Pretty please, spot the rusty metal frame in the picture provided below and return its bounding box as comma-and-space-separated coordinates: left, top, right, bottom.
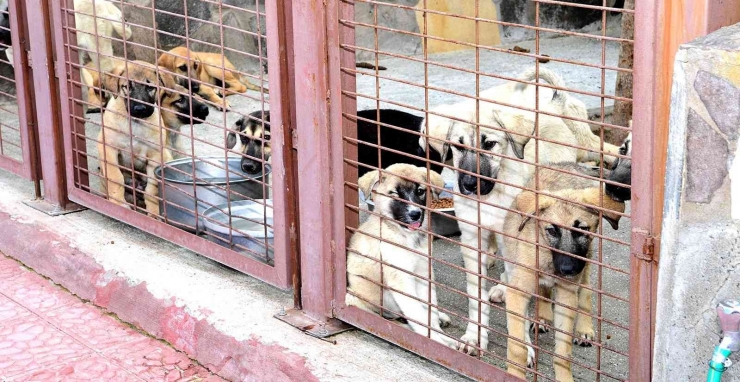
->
296, 0, 664, 381
48, 0, 294, 290
0, 0, 39, 181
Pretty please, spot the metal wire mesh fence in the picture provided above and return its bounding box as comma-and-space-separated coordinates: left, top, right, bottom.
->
51, 0, 292, 288
335, 1, 634, 380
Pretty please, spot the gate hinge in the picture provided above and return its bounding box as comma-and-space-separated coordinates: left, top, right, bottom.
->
635, 234, 657, 262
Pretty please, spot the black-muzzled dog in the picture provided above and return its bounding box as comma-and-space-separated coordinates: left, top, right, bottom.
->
356, 109, 450, 177
227, 110, 271, 175
605, 132, 631, 202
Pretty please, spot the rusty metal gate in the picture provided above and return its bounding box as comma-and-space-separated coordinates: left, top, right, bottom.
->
0, 0, 671, 380
0, 0, 39, 180
293, 0, 659, 381
47, 0, 296, 289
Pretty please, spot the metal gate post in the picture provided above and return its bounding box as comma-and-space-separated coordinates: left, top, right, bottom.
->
22, 0, 84, 215
631, 0, 720, 380
274, 0, 351, 337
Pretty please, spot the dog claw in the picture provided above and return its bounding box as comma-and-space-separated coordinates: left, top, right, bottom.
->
529, 319, 551, 334
488, 284, 506, 303
438, 312, 451, 328
457, 333, 487, 356
573, 333, 594, 347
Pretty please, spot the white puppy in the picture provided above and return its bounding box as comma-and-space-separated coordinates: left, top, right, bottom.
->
74, 0, 131, 73
346, 164, 456, 348
419, 67, 607, 355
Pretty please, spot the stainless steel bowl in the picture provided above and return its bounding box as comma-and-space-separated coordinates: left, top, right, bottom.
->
203, 200, 274, 264
359, 181, 460, 237
154, 157, 271, 233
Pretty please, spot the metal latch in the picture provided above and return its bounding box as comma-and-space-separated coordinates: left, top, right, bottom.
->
632, 230, 657, 263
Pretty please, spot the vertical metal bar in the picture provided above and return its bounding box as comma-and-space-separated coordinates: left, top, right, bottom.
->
334, 0, 357, 310
8, 0, 40, 182
26, 0, 69, 209
293, 0, 334, 319
265, 0, 300, 302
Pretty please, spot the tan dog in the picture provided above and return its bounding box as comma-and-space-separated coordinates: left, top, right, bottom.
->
158, 46, 266, 111
346, 164, 455, 348
98, 60, 176, 215
502, 164, 625, 381
74, 0, 131, 74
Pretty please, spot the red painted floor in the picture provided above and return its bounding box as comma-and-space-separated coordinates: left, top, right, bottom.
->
0, 254, 226, 382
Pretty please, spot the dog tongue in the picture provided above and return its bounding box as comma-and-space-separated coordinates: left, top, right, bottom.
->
409, 222, 421, 230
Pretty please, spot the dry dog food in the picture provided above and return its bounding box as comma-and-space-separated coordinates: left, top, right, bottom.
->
431, 198, 454, 210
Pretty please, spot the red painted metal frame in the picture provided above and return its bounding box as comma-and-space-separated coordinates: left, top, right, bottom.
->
0, 0, 39, 181
48, 0, 294, 290
299, 1, 663, 382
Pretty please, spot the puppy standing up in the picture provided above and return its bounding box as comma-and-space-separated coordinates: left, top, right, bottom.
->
98, 61, 176, 215
346, 164, 456, 348
116, 80, 210, 208
502, 164, 625, 381
420, 67, 602, 354
158, 47, 266, 111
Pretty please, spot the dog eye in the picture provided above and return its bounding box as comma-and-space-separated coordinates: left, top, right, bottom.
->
388, 191, 398, 197
619, 146, 628, 155
263, 133, 271, 141
146, 85, 156, 93
483, 141, 497, 150
545, 225, 559, 236
178, 64, 188, 71
415, 188, 426, 197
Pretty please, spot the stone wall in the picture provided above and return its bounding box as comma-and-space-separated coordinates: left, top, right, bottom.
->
654, 23, 740, 382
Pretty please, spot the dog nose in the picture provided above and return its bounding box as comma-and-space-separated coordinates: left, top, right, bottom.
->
241, 161, 258, 173
559, 263, 578, 276
197, 104, 209, 117
408, 209, 422, 222
461, 176, 478, 194
132, 104, 147, 115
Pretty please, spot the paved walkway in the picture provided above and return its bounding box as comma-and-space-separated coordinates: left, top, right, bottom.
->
0, 254, 226, 382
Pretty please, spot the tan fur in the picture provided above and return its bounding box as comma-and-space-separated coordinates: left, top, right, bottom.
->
97, 60, 176, 216
346, 164, 454, 348
501, 166, 625, 381
73, 0, 131, 74
158, 46, 266, 111
420, 67, 620, 166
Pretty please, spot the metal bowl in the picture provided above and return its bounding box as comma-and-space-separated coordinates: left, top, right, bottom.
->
154, 157, 271, 233
203, 200, 274, 264
360, 181, 460, 237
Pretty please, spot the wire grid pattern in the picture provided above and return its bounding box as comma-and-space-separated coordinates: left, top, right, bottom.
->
0, 2, 24, 165
57, 0, 277, 267
338, 1, 633, 381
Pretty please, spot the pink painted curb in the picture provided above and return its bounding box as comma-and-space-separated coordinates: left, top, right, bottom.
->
0, 210, 319, 382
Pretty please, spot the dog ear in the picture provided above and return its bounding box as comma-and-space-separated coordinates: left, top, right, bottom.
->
580, 187, 626, 230
157, 52, 174, 70
101, 63, 125, 95
505, 132, 526, 159
515, 191, 557, 232
227, 118, 244, 150
358, 170, 381, 201
157, 69, 177, 93
227, 132, 237, 150
421, 169, 445, 199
